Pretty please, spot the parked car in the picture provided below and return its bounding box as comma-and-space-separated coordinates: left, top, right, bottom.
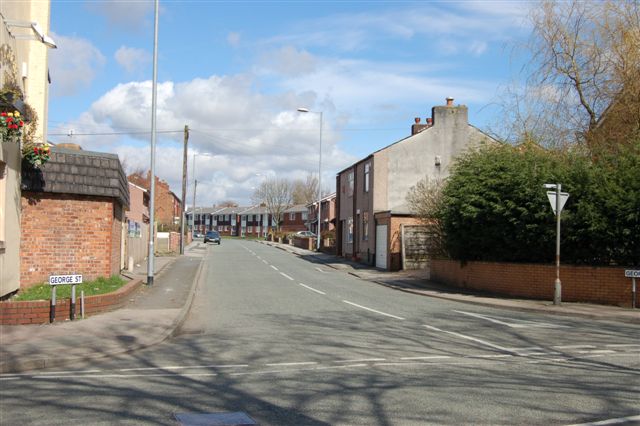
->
204, 230, 221, 244
295, 230, 316, 238
193, 232, 203, 238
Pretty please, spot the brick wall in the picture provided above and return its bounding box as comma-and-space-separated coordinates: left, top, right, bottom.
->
0, 278, 143, 325
128, 172, 181, 226
20, 192, 119, 287
431, 259, 639, 307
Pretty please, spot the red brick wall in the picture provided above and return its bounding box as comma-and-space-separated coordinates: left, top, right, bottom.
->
128, 172, 181, 226
20, 192, 119, 287
0, 278, 143, 325
431, 259, 639, 307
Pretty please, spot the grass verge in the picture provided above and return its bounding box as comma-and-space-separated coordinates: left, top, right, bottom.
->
12, 275, 128, 301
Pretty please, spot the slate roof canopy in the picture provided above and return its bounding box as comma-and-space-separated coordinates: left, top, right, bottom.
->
21, 147, 130, 207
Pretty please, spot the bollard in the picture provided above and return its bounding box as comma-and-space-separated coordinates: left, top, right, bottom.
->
81, 290, 85, 319
70, 284, 76, 320
50, 286, 56, 323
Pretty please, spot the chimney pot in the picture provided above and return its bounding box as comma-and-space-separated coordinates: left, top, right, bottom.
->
426, 117, 433, 125
414, 117, 421, 124
446, 97, 454, 107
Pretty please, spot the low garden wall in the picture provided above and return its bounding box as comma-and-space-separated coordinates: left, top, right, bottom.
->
0, 278, 143, 325
431, 259, 638, 308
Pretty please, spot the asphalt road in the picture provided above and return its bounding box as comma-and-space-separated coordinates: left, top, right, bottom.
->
1, 239, 638, 425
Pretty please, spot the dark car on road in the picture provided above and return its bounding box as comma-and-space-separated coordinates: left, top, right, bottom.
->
204, 230, 221, 244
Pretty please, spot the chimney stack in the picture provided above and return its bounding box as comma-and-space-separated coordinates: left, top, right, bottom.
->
446, 97, 454, 107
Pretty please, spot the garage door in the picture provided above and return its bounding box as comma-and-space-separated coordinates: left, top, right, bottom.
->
376, 225, 388, 269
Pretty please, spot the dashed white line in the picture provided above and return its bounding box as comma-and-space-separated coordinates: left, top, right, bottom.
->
270, 265, 279, 271
605, 344, 640, 348
315, 267, 327, 273
265, 362, 317, 367
262, 259, 268, 265
335, 358, 386, 363
118, 364, 248, 372
0, 377, 19, 381
342, 300, 405, 320
577, 350, 617, 354
566, 414, 640, 426
280, 272, 294, 281
299, 283, 325, 295
424, 325, 516, 354
553, 345, 597, 350
400, 356, 451, 360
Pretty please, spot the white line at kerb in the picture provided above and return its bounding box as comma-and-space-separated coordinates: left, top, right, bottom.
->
424, 325, 516, 355
270, 265, 278, 271
342, 300, 405, 320
299, 283, 325, 295
566, 414, 640, 426
280, 272, 294, 281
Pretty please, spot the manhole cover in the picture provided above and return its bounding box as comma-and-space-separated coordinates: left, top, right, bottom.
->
174, 412, 258, 426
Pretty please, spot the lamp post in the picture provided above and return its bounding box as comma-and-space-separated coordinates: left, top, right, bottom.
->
297, 108, 323, 251
544, 183, 570, 305
147, 0, 159, 286
191, 153, 215, 236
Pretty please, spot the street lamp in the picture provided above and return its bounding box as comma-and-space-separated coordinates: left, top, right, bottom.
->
190, 153, 215, 235
543, 183, 570, 305
147, 0, 159, 286
297, 107, 323, 251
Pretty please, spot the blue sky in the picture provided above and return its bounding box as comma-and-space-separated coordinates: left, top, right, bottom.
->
47, 0, 532, 207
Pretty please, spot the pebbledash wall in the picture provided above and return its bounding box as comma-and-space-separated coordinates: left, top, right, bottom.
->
431, 260, 638, 308
19, 146, 129, 288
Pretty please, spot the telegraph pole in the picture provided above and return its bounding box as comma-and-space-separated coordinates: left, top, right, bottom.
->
179, 125, 189, 254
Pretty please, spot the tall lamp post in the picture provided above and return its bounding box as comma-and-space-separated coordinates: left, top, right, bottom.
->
297, 108, 323, 251
147, 0, 159, 286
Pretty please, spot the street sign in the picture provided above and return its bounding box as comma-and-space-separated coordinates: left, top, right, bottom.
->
625, 270, 640, 278
546, 191, 570, 215
49, 274, 83, 285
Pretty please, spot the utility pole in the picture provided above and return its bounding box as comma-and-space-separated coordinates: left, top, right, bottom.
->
179, 125, 189, 254
146, 0, 159, 286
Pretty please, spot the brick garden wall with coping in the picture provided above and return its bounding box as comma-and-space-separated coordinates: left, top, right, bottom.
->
431, 259, 639, 308
0, 278, 143, 325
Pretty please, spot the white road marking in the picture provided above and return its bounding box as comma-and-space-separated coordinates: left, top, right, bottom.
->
118, 364, 248, 372
566, 414, 640, 426
454, 310, 567, 328
257, 256, 262, 260
265, 362, 317, 367
270, 265, 278, 271
605, 344, 640, 348
334, 358, 386, 363
342, 300, 405, 320
315, 267, 327, 273
468, 354, 513, 359
229, 364, 368, 377
299, 283, 325, 295
280, 272, 294, 281
0, 377, 19, 381
36, 373, 220, 379
424, 325, 517, 354
262, 260, 268, 265
577, 350, 617, 354
400, 356, 451, 360
553, 345, 597, 350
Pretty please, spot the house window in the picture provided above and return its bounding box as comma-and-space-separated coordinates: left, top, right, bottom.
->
347, 216, 353, 243
347, 171, 354, 197
364, 163, 370, 193
218, 225, 223, 231
248, 214, 253, 222
247, 226, 253, 233
363, 212, 369, 241
289, 212, 295, 221
302, 212, 308, 221
224, 214, 229, 221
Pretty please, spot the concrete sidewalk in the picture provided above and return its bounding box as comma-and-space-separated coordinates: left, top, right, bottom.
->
0, 242, 207, 374
259, 240, 640, 324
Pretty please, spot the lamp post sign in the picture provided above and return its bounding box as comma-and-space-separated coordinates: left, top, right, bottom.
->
544, 183, 569, 306
49, 274, 83, 323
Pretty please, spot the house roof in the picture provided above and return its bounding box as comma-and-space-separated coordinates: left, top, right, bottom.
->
284, 204, 308, 213
21, 146, 129, 207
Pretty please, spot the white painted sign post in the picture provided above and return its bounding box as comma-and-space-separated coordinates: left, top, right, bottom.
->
49, 274, 83, 323
625, 270, 639, 309
544, 184, 569, 306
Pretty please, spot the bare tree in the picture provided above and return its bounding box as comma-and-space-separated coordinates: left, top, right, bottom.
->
406, 177, 447, 257
291, 174, 319, 205
491, 0, 640, 148
252, 177, 292, 231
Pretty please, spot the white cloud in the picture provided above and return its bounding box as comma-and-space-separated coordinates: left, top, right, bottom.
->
227, 32, 241, 47
85, 0, 154, 31
259, 46, 317, 77
49, 75, 356, 206
115, 46, 151, 73
49, 34, 106, 97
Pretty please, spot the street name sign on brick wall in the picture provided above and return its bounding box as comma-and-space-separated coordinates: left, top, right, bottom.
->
49, 275, 83, 285
625, 270, 640, 278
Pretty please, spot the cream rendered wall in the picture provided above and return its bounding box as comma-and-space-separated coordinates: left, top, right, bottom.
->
0, 0, 51, 297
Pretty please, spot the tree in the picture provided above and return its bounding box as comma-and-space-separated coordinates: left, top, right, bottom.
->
251, 177, 292, 231
492, 0, 640, 149
406, 177, 447, 257
291, 174, 319, 205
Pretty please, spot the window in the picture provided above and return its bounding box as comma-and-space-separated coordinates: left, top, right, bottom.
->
224, 214, 229, 221
364, 163, 370, 192
347, 217, 353, 243
247, 226, 253, 233
347, 171, 354, 197
363, 212, 369, 241
248, 214, 253, 222
218, 225, 223, 231
289, 212, 295, 221
302, 212, 308, 221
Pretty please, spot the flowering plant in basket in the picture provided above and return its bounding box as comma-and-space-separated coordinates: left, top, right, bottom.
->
0, 111, 25, 139
23, 143, 51, 168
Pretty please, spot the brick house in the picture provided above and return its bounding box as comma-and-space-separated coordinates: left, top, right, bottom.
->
281, 204, 308, 233
336, 98, 496, 270
306, 193, 336, 237
128, 171, 182, 230
239, 205, 275, 238
20, 146, 129, 287
186, 205, 276, 238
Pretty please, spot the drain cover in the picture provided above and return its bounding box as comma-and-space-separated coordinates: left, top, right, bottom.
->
174, 412, 258, 426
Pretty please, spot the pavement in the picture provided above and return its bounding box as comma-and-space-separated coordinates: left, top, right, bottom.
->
1, 239, 637, 374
